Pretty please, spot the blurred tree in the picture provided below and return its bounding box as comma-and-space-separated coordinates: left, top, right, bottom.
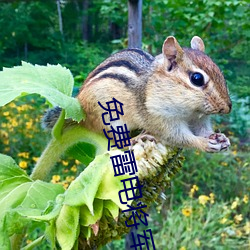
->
0, 0, 248, 97
128, 0, 142, 48
57, 0, 64, 36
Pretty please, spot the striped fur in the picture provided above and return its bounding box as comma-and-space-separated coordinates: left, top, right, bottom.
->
84, 49, 154, 88
76, 36, 232, 153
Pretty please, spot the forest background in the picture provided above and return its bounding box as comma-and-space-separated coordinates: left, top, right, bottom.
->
0, 0, 249, 249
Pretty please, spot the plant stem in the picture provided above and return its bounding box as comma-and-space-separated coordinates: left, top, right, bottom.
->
30, 126, 107, 181
10, 232, 25, 250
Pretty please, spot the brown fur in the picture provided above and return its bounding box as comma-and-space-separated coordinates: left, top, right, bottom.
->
77, 36, 231, 152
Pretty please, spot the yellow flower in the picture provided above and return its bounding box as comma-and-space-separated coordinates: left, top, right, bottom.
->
75, 159, 81, 165
17, 105, 30, 112
0, 130, 8, 138
26, 121, 33, 129
3, 138, 9, 145
232, 150, 237, 156
71, 165, 77, 172
4, 147, 10, 152
66, 176, 75, 182
221, 162, 228, 167
179, 247, 186, 250
3, 111, 9, 116
221, 232, 227, 238
194, 238, 201, 247
32, 157, 39, 162
11, 119, 18, 127
234, 214, 243, 224
244, 221, 250, 234
51, 175, 61, 183
182, 207, 192, 217
209, 193, 215, 204
9, 102, 16, 108
19, 161, 28, 169
236, 229, 242, 237
243, 195, 248, 204
62, 160, 69, 166
198, 195, 210, 206
18, 152, 30, 159
63, 182, 69, 189
231, 198, 240, 209
189, 184, 199, 197
220, 217, 228, 224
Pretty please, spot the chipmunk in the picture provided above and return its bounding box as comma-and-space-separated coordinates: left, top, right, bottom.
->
43, 36, 232, 153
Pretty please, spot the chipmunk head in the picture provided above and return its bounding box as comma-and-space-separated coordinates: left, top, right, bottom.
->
158, 36, 232, 115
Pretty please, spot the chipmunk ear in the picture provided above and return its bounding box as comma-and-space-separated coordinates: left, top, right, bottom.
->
191, 36, 205, 52
162, 36, 184, 63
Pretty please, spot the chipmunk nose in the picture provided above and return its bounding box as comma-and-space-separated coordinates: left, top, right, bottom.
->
219, 101, 232, 114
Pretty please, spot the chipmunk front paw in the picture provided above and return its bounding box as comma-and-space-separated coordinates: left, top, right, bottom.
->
131, 133, 156, 146
206, 133, 230, 152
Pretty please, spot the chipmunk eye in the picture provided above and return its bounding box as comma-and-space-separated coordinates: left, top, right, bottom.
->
190, 72, 204, 87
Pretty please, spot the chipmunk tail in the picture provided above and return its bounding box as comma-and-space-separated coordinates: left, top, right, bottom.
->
41, 106, 62, 130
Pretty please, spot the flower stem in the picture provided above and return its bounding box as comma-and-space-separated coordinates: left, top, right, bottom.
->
30, 126, 107, 181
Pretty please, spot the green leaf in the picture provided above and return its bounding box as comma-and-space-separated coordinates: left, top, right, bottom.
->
103, 200, 119, 219
56, 205, 80, 250
64, 152, 130, 215
26, 198, 63, 222
0, 182, 33, 218
20, 181, 64, 213
0, 62, 85, 122
45, 220, 56, 249
0, 154, 65, 245
79, 199, 103, 227
95, 153, 131, 210
80, 226, 92, 240
4, 212, 28, 238
0, 176, 31, 201
0, 154, 30, 181
0, 182, 33, 248
66, 142, 96, 165
0, 231, 10, 250
21, 235, 45, 250
0, 181, 65, 238
63, 153, 110, 213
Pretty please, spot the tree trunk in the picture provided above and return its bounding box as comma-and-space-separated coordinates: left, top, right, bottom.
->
56, 0, 63, 36
82, 0, 89, 41
128, 0, 142, 49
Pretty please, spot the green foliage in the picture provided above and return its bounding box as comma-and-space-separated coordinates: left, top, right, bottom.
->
0, 62, 84, 122
143, 0, 250, 99
0, 0, 249, 100
0, 63, 127, 249
0, 154, 64, 249
61, 42, 110, 86
153, 196, 249, 249
174, 146, 250, 203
